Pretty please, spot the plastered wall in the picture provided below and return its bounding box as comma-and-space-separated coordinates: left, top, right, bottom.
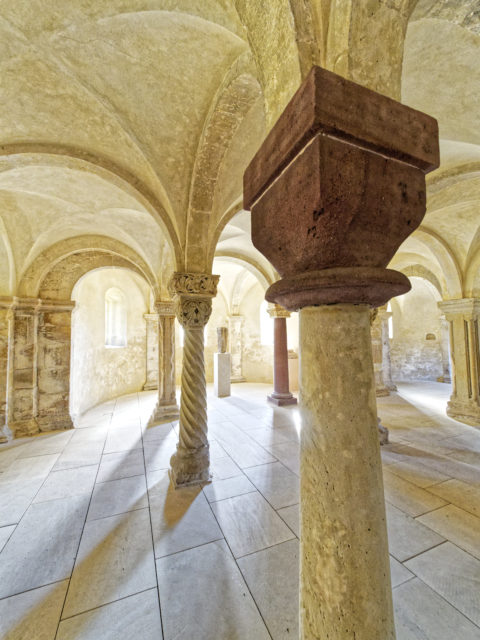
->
390, 277, 444, 382
70, 268, 150, 416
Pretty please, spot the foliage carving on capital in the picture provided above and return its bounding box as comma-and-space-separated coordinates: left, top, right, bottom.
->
177, 298, 212, 329
168, 272, 219, 298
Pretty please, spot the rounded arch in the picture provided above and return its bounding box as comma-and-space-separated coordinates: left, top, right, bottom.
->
0, 145, 183, 268
414, 227, 463, 298
207, 198, 244, 269
214, 253, 273, 291
18, 235, 160, 300
400, 264, 443, 298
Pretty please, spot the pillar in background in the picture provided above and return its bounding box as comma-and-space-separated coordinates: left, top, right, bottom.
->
168, 273, 219, 487
228, 315, 245, 382
148, 301, 179, 424
371, 306, 396, 396
244, 66, 439, 639
439, 317, 452, 383
143, 312, 159, 391
267, 304, 297, 406
0, 299, 13, 443
439, 298, 480, 426
37, 300, 75, 432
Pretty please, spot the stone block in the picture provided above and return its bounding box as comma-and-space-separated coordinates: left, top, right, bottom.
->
214, 353, 231, 398
13, 368, 35, 389
38, 368, 70, 394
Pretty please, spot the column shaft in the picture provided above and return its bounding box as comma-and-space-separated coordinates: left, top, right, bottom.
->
143, 313, 159, 391
268, 306, 296, 406
300, 305, 394, 639
0, 304, 13, 442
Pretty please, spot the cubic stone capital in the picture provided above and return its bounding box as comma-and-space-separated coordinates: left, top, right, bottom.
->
243, 66, 440, 311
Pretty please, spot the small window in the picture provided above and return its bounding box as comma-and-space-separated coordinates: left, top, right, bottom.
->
105, 287, 127, 347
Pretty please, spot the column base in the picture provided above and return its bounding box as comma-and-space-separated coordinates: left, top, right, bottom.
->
143, 382, 158, 391
447, 399, 480, 427
169, 445, 211, 488
267, 392, 297, 406
436, 376, 451, 384
231, 376, 246, 383
10, 418, 40, 438
148, 402, 180, 426
377, 418, 389, 445
375, 386, 390, 397
37, 414, 74, 432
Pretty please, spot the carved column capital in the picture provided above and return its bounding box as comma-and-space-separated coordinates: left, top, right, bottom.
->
168, 273, 219, 329
154, 300, 176, 318
438, 298, 480, 321
267, 303, 291, 319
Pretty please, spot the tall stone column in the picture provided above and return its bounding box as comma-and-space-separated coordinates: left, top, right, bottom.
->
267, 304, 297, 405
371, 305, 396, 396
9, 298, 41, 437
148, 301, 179, 424
438, 298, 480, 426
244, 66, 439, 639
0, 299, 14, 443
37, 300, 74, 432
168, 273, 219, 487
143, 313, 159, 391
228, 314, 245, 382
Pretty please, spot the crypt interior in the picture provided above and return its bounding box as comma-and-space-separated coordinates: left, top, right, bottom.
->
0, 1, 480, 639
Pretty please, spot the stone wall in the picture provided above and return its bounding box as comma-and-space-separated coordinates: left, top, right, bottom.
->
70, 268, 150, 417
390, 277, 444, 381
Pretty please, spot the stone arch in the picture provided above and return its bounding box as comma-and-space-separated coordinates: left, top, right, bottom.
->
400, 264, 443, 298
207, 198, 244, 270
18, 235, 160, 301
215, 252, 273, 292
415, 227, 463, 298
0, 145, 183, 269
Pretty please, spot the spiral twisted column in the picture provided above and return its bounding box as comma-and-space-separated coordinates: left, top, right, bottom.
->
168, 272, 219, 487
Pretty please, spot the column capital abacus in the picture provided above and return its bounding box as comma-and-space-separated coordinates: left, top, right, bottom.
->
438, 298, 480, 320
267, 303, 291, 319
154, 300, 176, 317
168, 273, 219, 329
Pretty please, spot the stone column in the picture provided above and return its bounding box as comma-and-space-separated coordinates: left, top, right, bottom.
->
371, 306, 396, 396
143, 313, 159, 391
9, 298, 41, 437
168, 273, 219, 487
36, 300, 75, 432
438, 298, 480, 426
228, 315, 246, 382
0, 298, 14, 443
267, 304, 297, 405
244, 66, 439, 639
148, 301, 179, 424
439, 317, 452, 383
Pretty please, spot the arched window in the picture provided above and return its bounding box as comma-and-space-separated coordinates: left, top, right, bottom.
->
387, 301, 394, 340
260, 300, 273, 346
105, 287, 127, 347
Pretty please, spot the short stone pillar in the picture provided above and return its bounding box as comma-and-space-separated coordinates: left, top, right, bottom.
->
244, 66, 439, 640
168, 273, 219, 487
438, 298, 480, 426
267, 304, 297, 406
143, 313, 159, 391
148, 301, 179, 425
228, 315, 245, 382
214, 327, 231, 398
37, 300, 75, 432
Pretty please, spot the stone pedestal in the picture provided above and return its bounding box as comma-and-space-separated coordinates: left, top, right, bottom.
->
214, 353, 231, 397
143, 313, 159, 391
148, 301, 179, 424
168, 273, 219, 487
439, 298, 480, 426
267, 304, 297, 406
244, 66, 439, 640
228, 315, 246, 382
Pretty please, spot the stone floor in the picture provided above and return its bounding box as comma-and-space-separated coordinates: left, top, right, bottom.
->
0, 382, 479, 639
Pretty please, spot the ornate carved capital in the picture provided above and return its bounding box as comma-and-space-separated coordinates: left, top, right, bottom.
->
168, 272, 219, 298
267, 303, 290, 319
155, 300, 176, 317
177, 298, 212, 329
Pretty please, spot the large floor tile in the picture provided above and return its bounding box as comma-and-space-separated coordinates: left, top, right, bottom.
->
427, 478, 480, 518
0, 476, 46, 526
220, 440, 276, 469
33, 464, 98, 503
0, 580, 69, 640
103, 426, 143, 454
88, 474, 148, 520
405, 542, 480, 626
386, 502, 444, 562
244, 461, 299, 509
150, 485, 222, 557
16, 431, 74, 458
383, 469, 447, 517
157, 540, 270, 640
0, 524, 15, 552
417, 504, 480, 560
53, 442, 104, 471
0, 495, 89, 599
238, 538, 299, 639
389, 556, 413, 588
277, 504, 299, 537
58, 588, 162, 640
143, 438, 177, 472
63, 508, 157, 618
203, 474, 256, 503
264, 442, 300, 476
211, 491, 295, 558
209, 455, 243, 480
387, 458, 450, 488
96, 449, 145, 483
